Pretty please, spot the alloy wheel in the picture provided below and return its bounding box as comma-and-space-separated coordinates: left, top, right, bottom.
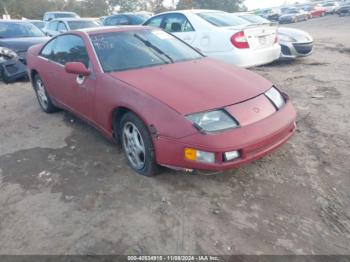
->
122, 122, 146, 170
36, 78, 48, 110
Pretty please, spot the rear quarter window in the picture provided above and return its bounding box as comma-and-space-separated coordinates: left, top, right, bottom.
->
144, 16, 164, 27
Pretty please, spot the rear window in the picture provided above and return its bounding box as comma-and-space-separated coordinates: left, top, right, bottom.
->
68, 20, 100, 30
239, 15, 270, 24
197, 12, 250, 27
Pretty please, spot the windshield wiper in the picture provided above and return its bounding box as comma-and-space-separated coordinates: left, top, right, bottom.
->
134, 33, 174, 64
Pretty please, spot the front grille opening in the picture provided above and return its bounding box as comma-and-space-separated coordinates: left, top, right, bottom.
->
281, 45, 292, 56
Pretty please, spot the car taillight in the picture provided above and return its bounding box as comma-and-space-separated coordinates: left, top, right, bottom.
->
231, 31, 250, 49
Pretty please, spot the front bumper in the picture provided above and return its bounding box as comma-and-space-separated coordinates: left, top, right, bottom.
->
209, 44, 281, 68
154, 100, 296, 171
280, 41, 313, 59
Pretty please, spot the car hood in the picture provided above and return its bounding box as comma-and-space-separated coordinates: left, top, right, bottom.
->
0, 37, 49, 52
109, 58, 272, 115
278, 27, 313, 42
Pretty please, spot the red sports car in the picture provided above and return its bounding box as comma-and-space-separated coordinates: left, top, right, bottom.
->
27, 26, 296, 176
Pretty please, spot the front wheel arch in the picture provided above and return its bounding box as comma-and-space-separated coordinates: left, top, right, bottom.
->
112, 107, 154, 143
30, 69, 39, 89
112, 107, 130, 141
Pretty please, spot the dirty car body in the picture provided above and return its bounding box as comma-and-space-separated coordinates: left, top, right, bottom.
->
27, 26, 296, 176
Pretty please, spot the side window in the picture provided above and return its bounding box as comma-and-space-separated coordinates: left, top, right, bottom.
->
48, 21, 58, 31
40, 39, 56, 59
163, 14, 194, 33
144, 15, 164, 28
52, 35, 90, 68
57, 22, 67, 32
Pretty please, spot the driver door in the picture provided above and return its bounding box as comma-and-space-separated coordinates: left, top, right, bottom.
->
50, 34, 96, 121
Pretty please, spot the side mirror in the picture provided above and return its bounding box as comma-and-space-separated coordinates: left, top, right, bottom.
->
65, 62, 90, 76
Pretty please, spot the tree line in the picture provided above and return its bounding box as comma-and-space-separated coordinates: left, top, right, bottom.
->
0, 0, 246, 20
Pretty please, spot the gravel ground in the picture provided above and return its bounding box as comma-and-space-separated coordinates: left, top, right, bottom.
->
0, 15, 349, 255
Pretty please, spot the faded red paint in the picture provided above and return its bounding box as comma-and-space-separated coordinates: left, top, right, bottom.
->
27, 27, 296, 171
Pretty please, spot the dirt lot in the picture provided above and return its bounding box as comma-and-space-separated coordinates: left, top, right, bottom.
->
0, 15, 350, 255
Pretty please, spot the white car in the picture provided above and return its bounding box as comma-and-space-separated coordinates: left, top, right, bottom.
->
43, 11, 80, 22
144, 10, 281, 68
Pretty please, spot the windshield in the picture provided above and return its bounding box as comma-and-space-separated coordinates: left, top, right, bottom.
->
68, 20, 100, 30
91, 29, 203, 72
0, 22, 45, 38
197, 12, 250, 27
238, 14, 270, 24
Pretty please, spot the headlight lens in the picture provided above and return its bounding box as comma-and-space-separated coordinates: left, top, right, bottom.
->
265, 87, 285, 110
278, 34, 296, 42
186, 110, 239, 132
0, 46, 18, 59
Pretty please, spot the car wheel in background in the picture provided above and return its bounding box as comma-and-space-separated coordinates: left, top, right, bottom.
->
120, 112, 160, 176
33, 74, 58, 113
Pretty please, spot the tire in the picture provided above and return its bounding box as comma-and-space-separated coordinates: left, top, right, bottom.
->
33, 74, 58, 113
119, 112, 160, 176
